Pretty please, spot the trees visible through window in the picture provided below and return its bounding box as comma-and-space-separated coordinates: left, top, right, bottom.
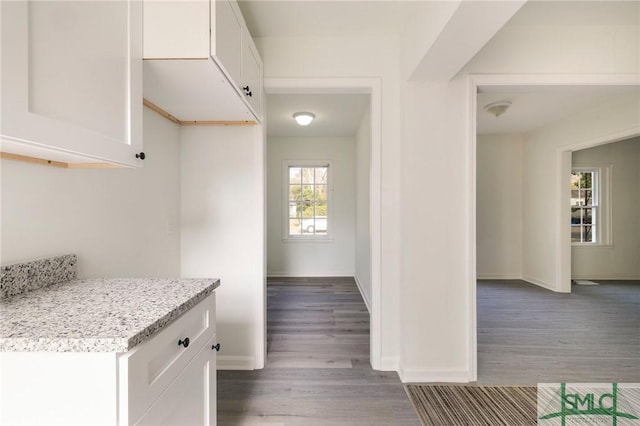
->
288, 165, 328, 236
571, 169, 597, 243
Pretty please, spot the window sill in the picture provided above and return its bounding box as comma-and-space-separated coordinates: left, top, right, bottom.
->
572, 243, 613, 248
282, 237, 334, 243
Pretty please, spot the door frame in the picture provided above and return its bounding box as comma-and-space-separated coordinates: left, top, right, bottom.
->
467, 73, 640, 381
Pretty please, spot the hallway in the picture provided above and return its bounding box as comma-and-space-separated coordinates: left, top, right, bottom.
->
217, 277, 419, 425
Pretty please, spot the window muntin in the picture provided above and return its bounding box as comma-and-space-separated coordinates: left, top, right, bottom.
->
287, 165, 329, 237
571, 169, 597, 243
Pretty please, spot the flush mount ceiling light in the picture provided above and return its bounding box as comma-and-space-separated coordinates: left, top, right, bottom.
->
293, 112, 315, 126
484, 100, 512, 117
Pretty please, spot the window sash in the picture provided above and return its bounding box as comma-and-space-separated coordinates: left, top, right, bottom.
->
285, 163, 330, 238
571, 169, 599, 244
571, 206, 596, 243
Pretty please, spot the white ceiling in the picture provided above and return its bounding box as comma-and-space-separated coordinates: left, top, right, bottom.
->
237, 1, 422, 38
239, 1, 639, 137
267, 93, 370, 137
476, 86, 639, 135
238, 1, 638, 39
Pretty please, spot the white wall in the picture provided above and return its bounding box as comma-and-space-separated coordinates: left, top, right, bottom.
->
476, 131, 640, 283
0, 108, 181, 278
476, 134, 524, 279
571, 136, 640, 279
256, 35, 402, 369
399, 1, 640, 382
180, 124, 264, 370
400, 78, 471, 382
522, 93, 640, 289
355, 108, 372, 310
266, 136, 355, 277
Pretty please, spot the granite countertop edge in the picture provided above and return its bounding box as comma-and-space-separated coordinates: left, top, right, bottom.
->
123, 284, 217, 352
0, 278, 220, 353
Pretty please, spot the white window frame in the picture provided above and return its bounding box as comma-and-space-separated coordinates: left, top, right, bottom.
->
282, 160, 333, 242
571, 165, 612, 247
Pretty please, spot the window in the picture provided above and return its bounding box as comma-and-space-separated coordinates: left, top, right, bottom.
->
285, 163, 330, 238
571, 169, 598, 243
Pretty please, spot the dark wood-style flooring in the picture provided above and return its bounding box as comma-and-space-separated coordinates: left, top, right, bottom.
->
217, 277, 639, 424
477, 279, 640, 385
217, 277, 420, 425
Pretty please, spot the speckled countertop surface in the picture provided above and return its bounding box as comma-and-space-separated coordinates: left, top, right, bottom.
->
0, 278, 220, 353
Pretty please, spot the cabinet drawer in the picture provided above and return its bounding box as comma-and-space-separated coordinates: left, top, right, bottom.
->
120, 293, 216, 424
135, 334, 217, 426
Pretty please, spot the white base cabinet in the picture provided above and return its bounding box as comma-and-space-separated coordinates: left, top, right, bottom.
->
0, 294, 218, 426
136, 335, 216, 426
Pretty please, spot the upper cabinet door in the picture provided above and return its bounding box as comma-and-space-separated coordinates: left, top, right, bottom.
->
0, 1, 143, 167
213, 0, 242, 86
241, 28, 263, 120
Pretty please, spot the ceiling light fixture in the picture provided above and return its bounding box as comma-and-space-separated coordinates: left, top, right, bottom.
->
484, 100, 512, 117
293, 112, 315, 126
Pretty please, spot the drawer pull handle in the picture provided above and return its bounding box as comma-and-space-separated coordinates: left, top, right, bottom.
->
178, 337, 190, 348
212, 343, 221, 352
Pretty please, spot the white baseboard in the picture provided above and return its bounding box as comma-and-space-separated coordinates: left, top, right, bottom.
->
267, 272, 355, 278
399, 366, 471, 384
353, 275, 371, 313
522, 274, 557, 291
476, 273, 522, 280
571, 275, 640, 281
379, 356, 399, 371
217, 356, 255, 371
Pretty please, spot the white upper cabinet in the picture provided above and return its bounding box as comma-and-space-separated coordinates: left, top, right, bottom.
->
214, 0, 243, 86
241, 25, 264, 120
143, 0, 263, 123
0, 1, 144, 167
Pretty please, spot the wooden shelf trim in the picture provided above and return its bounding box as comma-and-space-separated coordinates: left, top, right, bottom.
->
143, 98, 180, 124
2, 96, 258, 169
0, 152, 122, 169
143, 98, 257, 126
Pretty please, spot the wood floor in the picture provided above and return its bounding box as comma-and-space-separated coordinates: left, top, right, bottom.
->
217, 277, 639, 424
477, 279, 640, 385
217, 277, 420, 425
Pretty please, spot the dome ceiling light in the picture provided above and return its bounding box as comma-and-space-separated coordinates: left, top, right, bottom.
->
293, 112, 315, 126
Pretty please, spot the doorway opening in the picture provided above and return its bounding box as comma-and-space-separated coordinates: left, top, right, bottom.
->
263, 78, 383, 369
471, 74, 640, 383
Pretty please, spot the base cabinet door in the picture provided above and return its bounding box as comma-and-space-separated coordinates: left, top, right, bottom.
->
136, 335, 217, 426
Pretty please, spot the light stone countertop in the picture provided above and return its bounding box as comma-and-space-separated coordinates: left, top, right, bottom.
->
0, 278, 220, 353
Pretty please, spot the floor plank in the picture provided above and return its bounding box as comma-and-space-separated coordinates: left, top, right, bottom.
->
217, 277, 420, 425
477, 279, 640, 385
